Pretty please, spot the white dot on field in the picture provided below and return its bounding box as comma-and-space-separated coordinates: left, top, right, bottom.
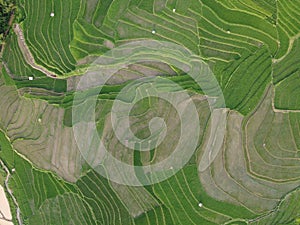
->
38, 118, 42, 123
152, 30, 156, 34
28, 76, 33, 81
198, 203, 203, 207
50, 12, 54, 17
173, 8, 176, 12
227, 30, 231, 34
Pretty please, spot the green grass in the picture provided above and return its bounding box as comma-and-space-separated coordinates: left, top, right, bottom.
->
214, 46, 272, 115
273, 38, 300, 110
0, 168, 5, 185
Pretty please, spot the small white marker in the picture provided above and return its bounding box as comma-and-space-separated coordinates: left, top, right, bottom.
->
263, 143, 266, 147
50, 12, 54, 17
198, 202, 203, 207
28, 76, 33, 81
170, 166, 173, 170
227, 30, 231, 34
152, 30, 156, 34
38, 118, 42, 123
12, 168, 16, 173
173, 8, 176, 12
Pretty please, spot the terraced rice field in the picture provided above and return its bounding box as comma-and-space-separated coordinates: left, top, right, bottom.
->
1, 0, 300, 224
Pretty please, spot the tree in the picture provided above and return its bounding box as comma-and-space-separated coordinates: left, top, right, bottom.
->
0, 0, 16, 43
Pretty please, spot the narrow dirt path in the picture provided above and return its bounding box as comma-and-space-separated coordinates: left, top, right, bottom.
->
272, 33, 300, 64
0, 159, 22, 225
13, 24, 58, 79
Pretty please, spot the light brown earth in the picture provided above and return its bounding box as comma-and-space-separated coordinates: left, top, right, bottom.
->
0, 185, 13, 225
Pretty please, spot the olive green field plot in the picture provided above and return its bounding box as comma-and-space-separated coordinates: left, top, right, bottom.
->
198, 86, 300, 222
2, 34, 67, 93
214, 46, 272, 115
275, 0, 300, 59
2, 33, 45, 79
273, 37, 300, 110
0, 73, 82, 182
